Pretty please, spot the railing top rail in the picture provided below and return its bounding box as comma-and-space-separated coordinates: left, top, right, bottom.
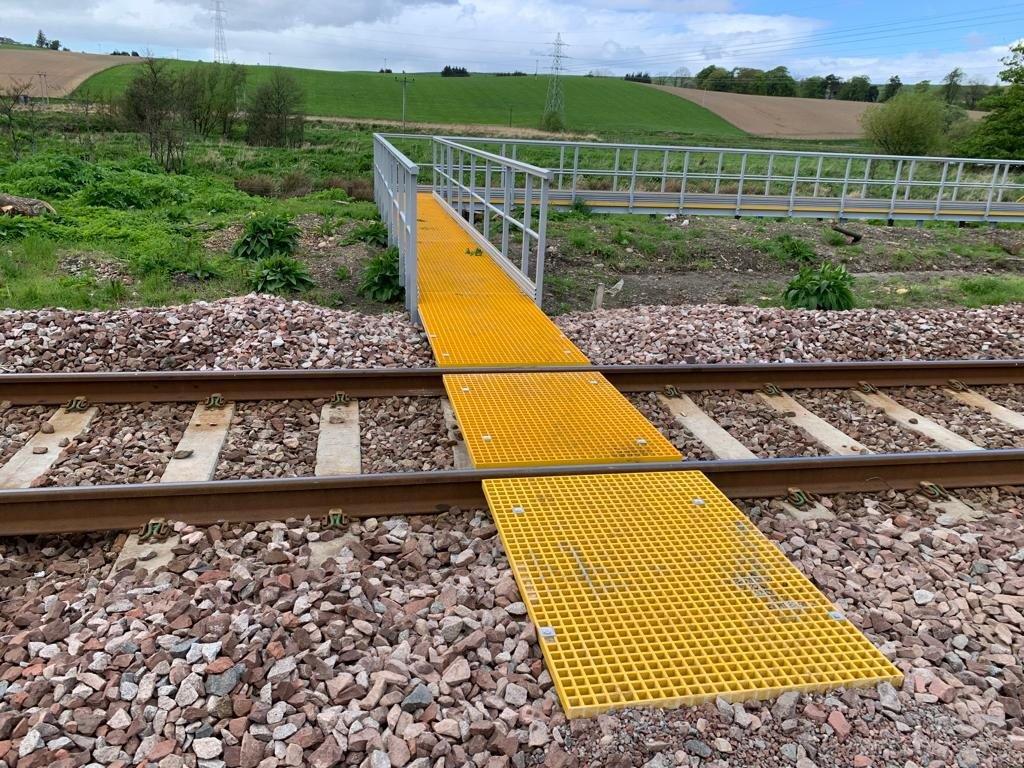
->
433, 137, 555, 180
373, 132, 421, 175
378, 132, 1020, 168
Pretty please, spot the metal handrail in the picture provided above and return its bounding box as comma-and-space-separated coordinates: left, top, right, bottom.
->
372, 133, 420, 323
431, 137, 553, 305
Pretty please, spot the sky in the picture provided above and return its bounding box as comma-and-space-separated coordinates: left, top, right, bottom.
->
5, 0, 1023, 83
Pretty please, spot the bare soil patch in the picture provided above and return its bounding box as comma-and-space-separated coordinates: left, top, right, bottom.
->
650, 85, 983, 139
0, 49, 134, 97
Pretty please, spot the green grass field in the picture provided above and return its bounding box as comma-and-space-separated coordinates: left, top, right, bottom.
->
76, 64, 744, 136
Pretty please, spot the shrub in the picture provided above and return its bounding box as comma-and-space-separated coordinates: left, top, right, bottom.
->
279, 170, 313, 198
249, 255, 314, 294
322, 177, 374, 201
235, 175, 277, 197
346, 220, 389, 248
231, 213, 300, 260
79, 170, 188, 210
358, 247, 403, 302
861, 92, 945, 155
783, 263, 855, 311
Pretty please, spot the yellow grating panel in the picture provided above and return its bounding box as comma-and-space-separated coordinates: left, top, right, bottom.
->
416, 193, 589, 368
421, 295, 589, 368
445, 372, 681, 467
484, 472, 903, 718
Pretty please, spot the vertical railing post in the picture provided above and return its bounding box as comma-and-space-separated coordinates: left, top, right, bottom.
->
535, 177, 550, 308
501, 168, 512, 261
952, 162, 964, 202
735, 153, 747, 216
612, 148, 621, 192
888, 160, 903, 220
812, 156, 823, 198
468, 154, 476, 225
904, 159, 916, 201
628, 149, 639, 213
679, 152, 690, 212
984, 164, 1000, 221
789, 156, 801, 216
660, 150, 670, 194
839, 157, 852, 219
521, 174, 533, 272
483, 162, 493, 243
714, 151, 724, 195
935, 162, 949, 217
764, 154, 774, 196
571, 146, 580, 199
558, 145, 566, 190
861, 159, 871, 199
406, 168, 419, 324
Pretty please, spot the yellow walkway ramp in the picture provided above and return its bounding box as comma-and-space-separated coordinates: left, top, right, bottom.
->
415, 191, 901, 718
417, 194, 589, 368
485, 472, 903, 718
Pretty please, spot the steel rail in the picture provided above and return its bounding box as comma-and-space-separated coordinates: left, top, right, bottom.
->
1, 449, 1021, 535
1, 359, 1023, 406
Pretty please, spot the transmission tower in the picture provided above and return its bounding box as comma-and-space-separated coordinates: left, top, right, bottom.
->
213, 0, 228, 64
541, 33, 565, 130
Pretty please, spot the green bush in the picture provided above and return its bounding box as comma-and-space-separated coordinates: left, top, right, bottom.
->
784, 262, 855, 310
358, 247, 403, 302
773, 234, 816, 263
2, 153, 98, 198
249, 255, 314, 294
346, 220, 389, 248
231, 213, 300, 260
861, 92, 946, 155
80, 171, 188, 210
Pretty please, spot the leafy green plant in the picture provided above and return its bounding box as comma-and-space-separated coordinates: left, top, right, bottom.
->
102, 278, 129, 302
334, 265, 351, 281
346, 220, 389, 248
249, 255, 315, 294
231, 213, 300, 260
358, 247, 403, 303
784, 263, 856, 310
770, 234, 817, 264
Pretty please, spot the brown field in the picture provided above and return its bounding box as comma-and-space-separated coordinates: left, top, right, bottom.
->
0, 48, 134, 97
651, 84, 982, 139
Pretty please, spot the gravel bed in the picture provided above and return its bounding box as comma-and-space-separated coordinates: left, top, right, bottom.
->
4, 299, 1024, 376
0, 489, 1021, 767
557, 304, 1024, 364
693, 391, 829, 458
360, 396, 455, 472
0, 405, 51, 465
794, 388, 941, 453
627, 393, 715, 461
0, 295, 432, 373
41, 403, 192, 486
975, 384, 1024, 413
214, 400, 320, 479
886, 386, 1023, 449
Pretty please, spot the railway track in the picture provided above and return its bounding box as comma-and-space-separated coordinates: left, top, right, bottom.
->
1, 358, 1023, 535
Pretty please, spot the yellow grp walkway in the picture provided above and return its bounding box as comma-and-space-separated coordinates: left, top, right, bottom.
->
416, 192, 901, 717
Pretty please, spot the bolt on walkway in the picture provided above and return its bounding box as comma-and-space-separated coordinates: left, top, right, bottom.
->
416, 192, 901, 716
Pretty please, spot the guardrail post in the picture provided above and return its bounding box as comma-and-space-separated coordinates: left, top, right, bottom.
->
628, 149, 639, 213
535, 178, 549, 307
571, 146, 580, 199
888, 160, 903, 221
789, 156, 801, 216
521, 174, 533, 272
406, 170, 419, 324
679, 152, 690, 212
839, 157, 852, 218
660, 150, 670, 194
935, 162, 949, 217
984, 164, 1000, 221
502, 168, 512, 259
735, 153, 747, 216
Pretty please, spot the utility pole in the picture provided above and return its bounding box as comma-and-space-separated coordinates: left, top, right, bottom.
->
396, 72, 414, 127
36, 73, 49, 105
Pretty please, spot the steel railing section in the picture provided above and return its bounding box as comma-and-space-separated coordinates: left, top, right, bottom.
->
430, 137, 555, 305
381, 133, 1024, 224
372, 133, 420, 322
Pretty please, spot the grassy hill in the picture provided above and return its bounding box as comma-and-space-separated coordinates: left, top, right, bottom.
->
76, 64, 744, 136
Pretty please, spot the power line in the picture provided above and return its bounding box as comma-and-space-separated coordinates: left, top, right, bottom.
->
213, 0, 228, 64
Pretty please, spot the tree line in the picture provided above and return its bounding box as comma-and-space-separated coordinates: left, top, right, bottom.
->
653, 65, 998, 108
862, 43, 1024, 158
117, 59, 305, 171
441, 66, 470, 78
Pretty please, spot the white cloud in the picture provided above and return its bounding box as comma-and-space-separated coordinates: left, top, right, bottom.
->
3, 0, 1016, 83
